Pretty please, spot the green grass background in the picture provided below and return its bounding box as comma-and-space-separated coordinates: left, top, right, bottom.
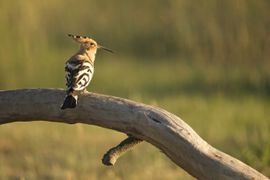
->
0, 0, 269, 179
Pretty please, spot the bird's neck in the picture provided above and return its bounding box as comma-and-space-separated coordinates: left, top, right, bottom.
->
77, 49, 96, 63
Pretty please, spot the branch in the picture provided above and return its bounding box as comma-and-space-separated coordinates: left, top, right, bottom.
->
0, 89, 268, 180
102, 136, 143, 166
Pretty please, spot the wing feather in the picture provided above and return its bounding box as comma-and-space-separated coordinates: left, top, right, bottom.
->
65, 59, 94, 93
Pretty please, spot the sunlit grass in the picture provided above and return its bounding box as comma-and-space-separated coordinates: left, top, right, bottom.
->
0, 58, 269, 178
0, 94, 269, 178
0, 123, 193, 179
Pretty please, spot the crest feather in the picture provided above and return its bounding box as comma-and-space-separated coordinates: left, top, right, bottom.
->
68, 34, 90, 43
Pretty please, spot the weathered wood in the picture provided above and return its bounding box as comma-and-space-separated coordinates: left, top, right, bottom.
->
0, 89, 268, 180
102, 136, 143, 166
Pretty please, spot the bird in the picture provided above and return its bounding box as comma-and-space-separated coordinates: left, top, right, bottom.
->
61, 34, 113, 110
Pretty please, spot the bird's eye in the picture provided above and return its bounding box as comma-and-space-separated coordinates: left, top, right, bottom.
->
90, 42, 95, 46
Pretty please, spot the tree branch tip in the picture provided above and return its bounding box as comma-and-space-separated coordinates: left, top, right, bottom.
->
102, 151, 117, 166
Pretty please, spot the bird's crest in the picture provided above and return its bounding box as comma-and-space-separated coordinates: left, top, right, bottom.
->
68, 33, 114, 53
68, 34, 95, 44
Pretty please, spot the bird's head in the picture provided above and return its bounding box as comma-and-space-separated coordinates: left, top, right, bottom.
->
68, 34, 113, 55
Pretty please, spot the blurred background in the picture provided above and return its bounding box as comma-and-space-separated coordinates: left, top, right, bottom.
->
0, 0, 269, 179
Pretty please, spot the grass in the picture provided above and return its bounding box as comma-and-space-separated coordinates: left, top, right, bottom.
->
0, 58, 269, 179
0, 123, 192, 179
0, 96, 268, 179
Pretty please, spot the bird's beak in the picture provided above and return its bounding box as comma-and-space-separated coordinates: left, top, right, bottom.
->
98, 45, 114, 53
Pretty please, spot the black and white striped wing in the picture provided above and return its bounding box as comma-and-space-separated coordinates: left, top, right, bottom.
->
65, 60, 94, 92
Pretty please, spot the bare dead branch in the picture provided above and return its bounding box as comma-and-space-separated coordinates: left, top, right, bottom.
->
102, 136, 143, 166
0, 89, 268, 180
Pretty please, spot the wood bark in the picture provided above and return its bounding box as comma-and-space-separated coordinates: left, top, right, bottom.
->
0, 89, 268, 180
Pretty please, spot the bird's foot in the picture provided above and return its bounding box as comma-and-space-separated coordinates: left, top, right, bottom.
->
82, 89, 89, 94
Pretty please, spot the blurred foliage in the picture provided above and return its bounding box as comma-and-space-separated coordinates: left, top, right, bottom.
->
0, 0, 270, 59
0, 0, 269, 179
0, 0, 269, 93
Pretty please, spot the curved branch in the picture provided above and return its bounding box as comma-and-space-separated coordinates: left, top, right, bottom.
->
0, 89, 268, 180
102, 136, 143, 166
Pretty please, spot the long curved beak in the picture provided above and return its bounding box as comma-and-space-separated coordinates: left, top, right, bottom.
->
98, 45, 114, 53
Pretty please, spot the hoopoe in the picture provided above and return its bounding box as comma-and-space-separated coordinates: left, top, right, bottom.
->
61, 34, 113, 110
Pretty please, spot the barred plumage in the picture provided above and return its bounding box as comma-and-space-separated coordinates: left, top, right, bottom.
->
61, 34, 113, 110
65, 60, 94, 92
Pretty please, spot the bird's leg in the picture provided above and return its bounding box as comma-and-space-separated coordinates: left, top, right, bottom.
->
82, 89, 89, 94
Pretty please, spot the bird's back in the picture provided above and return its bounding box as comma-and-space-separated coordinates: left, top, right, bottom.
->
65, 55, 94, 93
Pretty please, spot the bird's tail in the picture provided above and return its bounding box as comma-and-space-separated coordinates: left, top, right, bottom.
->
61, 94, 78, 110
